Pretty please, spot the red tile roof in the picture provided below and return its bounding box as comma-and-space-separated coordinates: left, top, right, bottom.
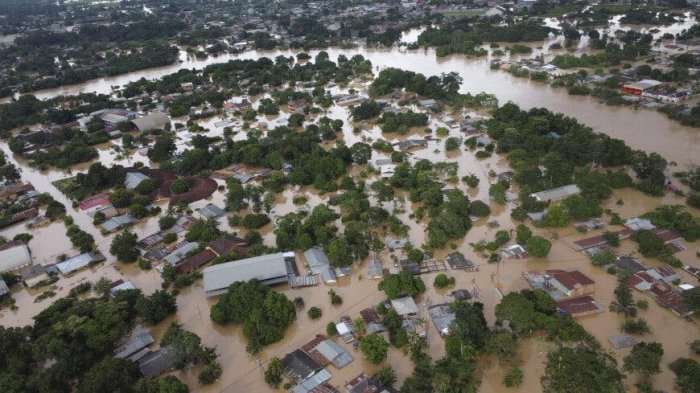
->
651, 228, 681, 243
556, 296, 601, 316
548, 270, 595, 290
175, 249, 216, 274
79, 194, 110, 210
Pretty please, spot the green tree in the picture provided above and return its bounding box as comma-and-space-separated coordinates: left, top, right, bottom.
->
308, 307, 322, 319
515, 224, 532, 244
326, 238, 353, 267
360, 334, 389, 365
610, 273, 637, 318
110, 230, 140, 262
149, 135, 176, 162
525, 236, 551, 258
378, 272, 426, 299
542, 347, 624, 393
135, 290, 177, 326
433, 274, 455, 289
503, 367, 524, 387
669, 358, 700, 393
486, 331, 518, 365
374, 367, 396, 388
264, 357, 284, 389
170, 179, 190, 194
623, 342, 663, 378
591, 249, 616, 267
77, 357, 141, 393
93, 277, 112, 298
350, 142, 372, 164
681, 287, 700, 314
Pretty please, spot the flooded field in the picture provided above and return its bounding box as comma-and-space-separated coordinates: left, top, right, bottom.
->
1, 22, 699, 393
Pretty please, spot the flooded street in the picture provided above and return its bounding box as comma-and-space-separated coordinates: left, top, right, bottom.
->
0, 27, 699, 393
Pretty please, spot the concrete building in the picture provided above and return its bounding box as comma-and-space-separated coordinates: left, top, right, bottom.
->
202, 252, 292, 297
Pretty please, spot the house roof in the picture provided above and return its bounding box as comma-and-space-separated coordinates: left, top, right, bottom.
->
530, 184, 581, 202
109, 279, 136, 295
137, 346, 175, 377
114, 331, 154, 359
446, 253, 474, 269
315, 340, 352, 369
548, 270, 595, 291
0, 280, 8, 297
56, 252, 106, 275
197, 204, 226, 219
163, 242, 199, 266
304, 246, 330, 269
100, 214, 136, 232
399, 260, 420, 275
21, 264, 47, 280
283, 349, 322, 383
292, 369, 332, 393
615, 256, 648, 274
391, 296, 418, 316
202, 252, 290, 297
124, 172, 151, 190
555, 296, 601, 316
625, 218, 655, 231
0, 241, 31, 273
131, 112, 170, 132
451, 289, 473, 301
428, 303, 456, 335
176, 249, 216, 274
366, 259, 384, 278
79, 193, 110, 210
208, 236, 246, 256
608, 334, 636, 349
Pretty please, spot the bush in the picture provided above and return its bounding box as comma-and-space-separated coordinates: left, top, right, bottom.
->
445, 137, 460, 151
242, 213, 271, 229
525, 236, 552, 258
591, 249, 616, 267
308, 307, 322, 319
433, 273, 455, 289
159, 215, 177, 230
163, 232, 177, 243
621, 318, 651, 335
170, 179, 190, 194
503, 367, 524, 387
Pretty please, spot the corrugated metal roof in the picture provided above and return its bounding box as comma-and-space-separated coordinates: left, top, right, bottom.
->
0, 242, 31, 273
131, 112, 170, 132
0, 280, 9, 296
292, 369, 332, 393
530, 184, 581, 202
163, 242, 199, 266
316, 340, 352, 369
124, 172, 151, 190
391, 296, 418, 316
203, 252, 289, 296
56, 252, 105, 275
304, 246, 330, 268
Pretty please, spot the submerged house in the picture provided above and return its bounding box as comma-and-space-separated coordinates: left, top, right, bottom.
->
304, 246, 336, 284
0, 241, 32, 273
202, 252, 292, 297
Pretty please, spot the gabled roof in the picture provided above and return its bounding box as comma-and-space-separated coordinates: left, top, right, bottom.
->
304, 246, 330, 270
197, 203, 226, 219
391, 296, 418, 316
283, 349, 322, 383
0, 280, 9, 297
208, 236, 246, 256
56, 252, 105, 275
0, 241, 31, 273
548, 270, 595, 291
131, 112, 170, 132
124, 172, 151, 190
203, 252, 290, 296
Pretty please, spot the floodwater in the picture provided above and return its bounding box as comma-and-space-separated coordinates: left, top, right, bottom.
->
1, 22, 699, 393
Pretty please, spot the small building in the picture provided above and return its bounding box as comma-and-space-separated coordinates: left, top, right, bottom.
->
0, 241, 32, 273
683, 265, 700, 279
446, 252, 476, 271
624, 218, 655, 231
304, 246, 331, 273
399, 260, 420, 275
608, 334, 636, 349
345, 373, 386, 393
114, 330, 155, 359
21, 264, 49, 287
622, 79, 663, 95
451, 289, 473, 301
56, 252, 106, 275
547, 270, 595, 297
131, 112, 170, 132
500, 244, 528, 259
530, 184, 581, 203
163, 242, 200, 266
645, 265, 681, 283
419, 99, 437, 108
282, 349, 323, 383
394, 139, 428, 151
302, 335, 353, 369
555, 296, 603, 317
100, 214, 136, 233
292, 369, 332, 393
79, 193, 110, 212
390, 296, 418, 316
202, 252, 292, 297
615, 256, 648, 274
628, 271, 656, 291
175, 249, 216, 274
196, 204, 226, 220
124, 172, 151, 190
208, 236, 247, 256
137, 346, 175, 377
109, 279, 136, 296
428, 303, 456, 336
366, 259, 384, 279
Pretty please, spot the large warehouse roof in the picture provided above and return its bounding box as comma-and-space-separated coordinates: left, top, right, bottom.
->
131, 112, 170, 132
203, 252, 290, 297
0, 241, 31, 273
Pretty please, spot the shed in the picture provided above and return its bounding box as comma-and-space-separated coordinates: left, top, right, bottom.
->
391, 296, 418, 316
0, 241, 32, 273
124, 172, 151, 190
203, 252, 291, 297
196, 204, 226, 219
21, 264, 49, 287
131, 112, 170, 132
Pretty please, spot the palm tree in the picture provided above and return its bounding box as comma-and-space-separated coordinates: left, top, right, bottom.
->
609, 273, 637, 317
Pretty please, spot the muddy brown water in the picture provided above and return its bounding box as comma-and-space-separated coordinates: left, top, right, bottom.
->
1, 36, 699, 392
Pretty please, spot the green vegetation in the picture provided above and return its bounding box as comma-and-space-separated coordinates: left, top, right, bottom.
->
210, 280, 296, 353
360, 334, 389, 365
378, 272, 426, 299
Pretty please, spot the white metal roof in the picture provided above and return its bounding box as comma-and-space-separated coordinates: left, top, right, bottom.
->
124, 172, 151, 190
163, 242, 199, 266
530, 184, 581, 202
391, 296, 418, 316
203, 252, 289, 296
0, 242, 31, 273
56, 252, 105, 275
